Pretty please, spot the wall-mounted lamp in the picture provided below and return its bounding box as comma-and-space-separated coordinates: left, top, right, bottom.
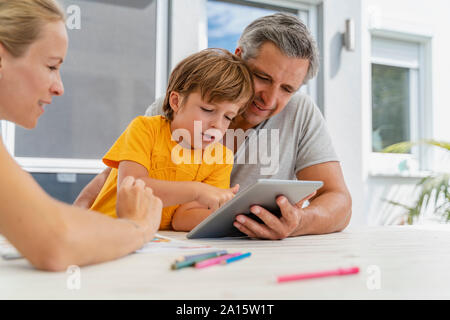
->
344, 18, 355, 51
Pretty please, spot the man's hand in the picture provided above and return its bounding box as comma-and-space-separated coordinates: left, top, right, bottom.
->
116, 176, 162, 242
193, 183, 239, 212
233, 162, 352, 239
232, 191, 316, 240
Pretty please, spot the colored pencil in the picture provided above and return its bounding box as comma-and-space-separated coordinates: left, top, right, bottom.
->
195, 252, 242, 269
175, 250, 228, 262
220, 252, 252, 265
171, 250, 228, 270
277, 266, 360, 283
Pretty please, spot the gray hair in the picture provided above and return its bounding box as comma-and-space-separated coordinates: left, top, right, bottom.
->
238, 13, 319, 83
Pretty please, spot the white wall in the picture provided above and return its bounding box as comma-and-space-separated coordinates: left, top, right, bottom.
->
364, 0, 450, 144
167, 0, 450, 226
316, 0, 450, 226
321, 0, 366, 226
169, 0, 369, 226
361, 0, 450, 225
170, 0, 208, 71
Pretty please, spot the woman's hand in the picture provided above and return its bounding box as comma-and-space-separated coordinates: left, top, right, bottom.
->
116, 176, 162, 242
192, 183, 239, 212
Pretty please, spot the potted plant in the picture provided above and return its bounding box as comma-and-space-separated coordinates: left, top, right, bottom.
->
383, 140, 450, 224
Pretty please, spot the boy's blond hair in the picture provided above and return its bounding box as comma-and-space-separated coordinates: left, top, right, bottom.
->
163, 48, 254, 121
0, 0, 65, 57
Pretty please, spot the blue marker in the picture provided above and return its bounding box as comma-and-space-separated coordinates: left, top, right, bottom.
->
221, 252, 251, 265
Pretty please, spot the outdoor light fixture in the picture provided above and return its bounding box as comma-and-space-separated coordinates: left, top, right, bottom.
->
344, 18, 355, 51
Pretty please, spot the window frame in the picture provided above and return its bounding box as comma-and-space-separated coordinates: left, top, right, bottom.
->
1, 0, 170, 175
202, 0, 319, 100
3, 0, 317, 174
368, 29, 433, 177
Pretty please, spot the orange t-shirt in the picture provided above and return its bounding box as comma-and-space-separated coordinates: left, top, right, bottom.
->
90, 115, 234, 230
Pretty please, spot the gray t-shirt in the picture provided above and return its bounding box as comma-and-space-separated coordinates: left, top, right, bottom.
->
145, 93, 339, 190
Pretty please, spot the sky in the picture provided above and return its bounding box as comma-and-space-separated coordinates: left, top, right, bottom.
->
207, 1, 277, 52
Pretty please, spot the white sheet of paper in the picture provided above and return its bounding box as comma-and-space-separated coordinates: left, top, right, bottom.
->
0, 235, 23, 260
135, 233, 217, 253
0, 234, 215, 257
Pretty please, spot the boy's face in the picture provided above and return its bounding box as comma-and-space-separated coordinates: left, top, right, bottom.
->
169, 90, 242, 149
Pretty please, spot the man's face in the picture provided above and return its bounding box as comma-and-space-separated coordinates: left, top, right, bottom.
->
235, 41, 310, 130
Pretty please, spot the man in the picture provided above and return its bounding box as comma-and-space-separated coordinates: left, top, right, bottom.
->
76, 13, 352, 240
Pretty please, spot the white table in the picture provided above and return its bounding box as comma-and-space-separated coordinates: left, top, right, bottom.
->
1, 225, 450, 299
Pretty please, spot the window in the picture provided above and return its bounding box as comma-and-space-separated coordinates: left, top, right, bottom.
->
372, 63, 412, 152
1, 0, 158, 203
370, 35, 430, 175
13, 0, 157, 164
206, 0, 315, 97
208, 1, 282, 52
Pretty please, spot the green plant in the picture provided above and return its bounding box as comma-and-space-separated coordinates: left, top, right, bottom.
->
383, 140, 450, 224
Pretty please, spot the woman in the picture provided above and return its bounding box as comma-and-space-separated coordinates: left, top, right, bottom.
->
0, 0, 162, 271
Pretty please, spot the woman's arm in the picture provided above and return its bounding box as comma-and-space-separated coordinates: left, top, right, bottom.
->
0, 141, 162, 271
73, 167, 112, 208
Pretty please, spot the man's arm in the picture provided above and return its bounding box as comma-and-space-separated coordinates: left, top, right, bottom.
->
73, 167, 112, 208
292, 161, 352, 236
74, 99, 164, 209
233, 161, 352, 239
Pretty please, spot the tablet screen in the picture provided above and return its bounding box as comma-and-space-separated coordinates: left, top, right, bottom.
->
187, 179, 323, 239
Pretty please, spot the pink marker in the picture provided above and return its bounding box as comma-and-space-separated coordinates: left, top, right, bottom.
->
277, 266, 360, 283
195, 252, 242, 269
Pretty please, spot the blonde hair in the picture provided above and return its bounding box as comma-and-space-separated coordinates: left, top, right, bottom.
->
0, 0, 65, 57
163, 48, 254, 121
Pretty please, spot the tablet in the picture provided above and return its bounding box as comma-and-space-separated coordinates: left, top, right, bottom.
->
186, 179, 323, 239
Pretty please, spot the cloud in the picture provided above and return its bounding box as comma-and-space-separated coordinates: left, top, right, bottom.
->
207, 2, 276, 39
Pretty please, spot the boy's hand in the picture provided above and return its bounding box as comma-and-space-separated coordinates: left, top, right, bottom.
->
193, 183, 239, 212
116, 176, 162, 242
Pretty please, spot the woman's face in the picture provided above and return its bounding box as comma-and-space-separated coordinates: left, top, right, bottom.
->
0, 20, 68, 129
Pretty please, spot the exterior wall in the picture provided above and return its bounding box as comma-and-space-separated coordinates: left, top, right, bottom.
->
116, 0, 450, 225
361, 0, 450, 225
321, 0, 366, 226
170, 0, 208, 72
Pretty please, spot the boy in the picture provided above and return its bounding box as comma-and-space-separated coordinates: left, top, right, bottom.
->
90, 48, 254, 231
